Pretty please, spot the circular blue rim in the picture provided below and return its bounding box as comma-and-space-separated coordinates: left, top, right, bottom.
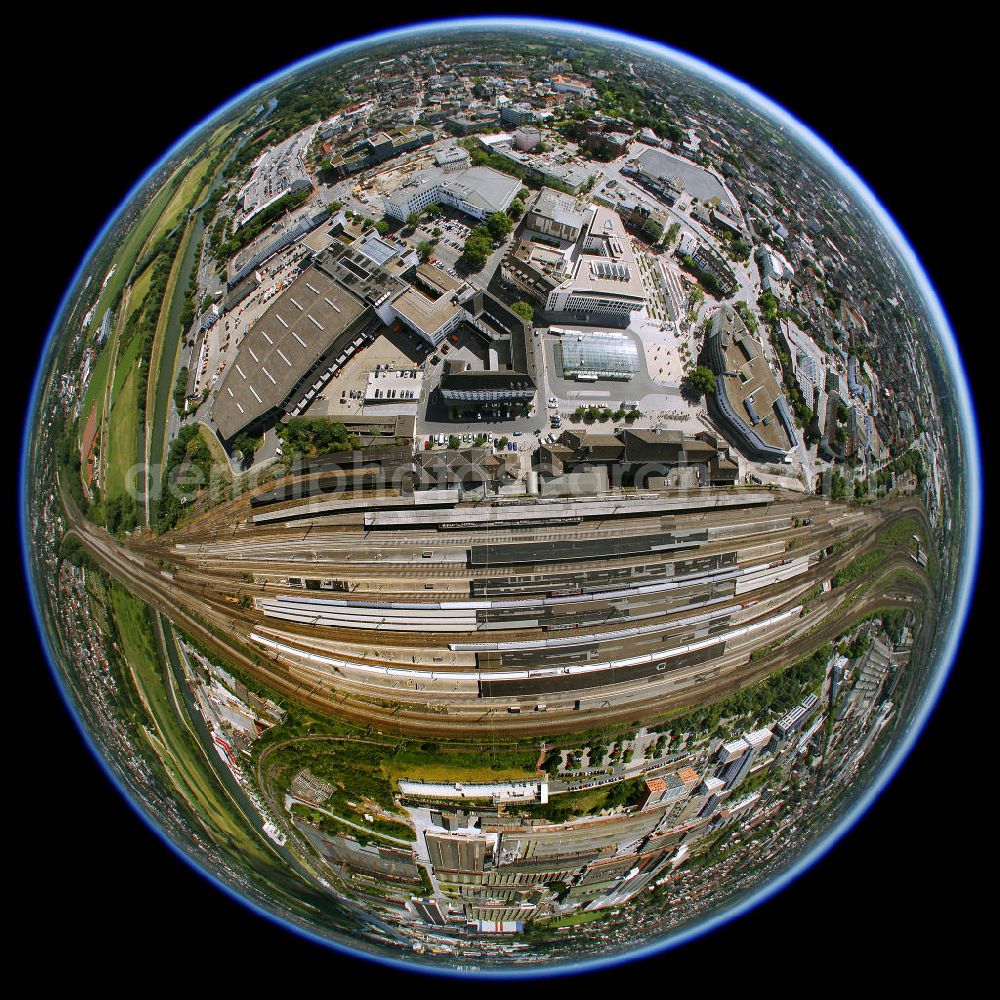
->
20, 14, 982, 980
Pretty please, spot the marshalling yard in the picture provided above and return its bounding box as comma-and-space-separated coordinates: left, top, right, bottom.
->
65, 475, 929, 738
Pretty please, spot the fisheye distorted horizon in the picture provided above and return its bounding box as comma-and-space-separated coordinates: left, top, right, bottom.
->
23, 16, 978, 978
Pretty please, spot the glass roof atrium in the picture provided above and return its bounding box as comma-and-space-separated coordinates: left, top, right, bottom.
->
559, 330, 640, 380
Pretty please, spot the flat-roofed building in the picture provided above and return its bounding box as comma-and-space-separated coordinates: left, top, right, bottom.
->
326, 125, 433, 177
212, 241, 410, 443
546, 207, 647, 319
391, 263, 470, 345
491, 145, 593, 194
424, 832, 489, 874
500, 103, 534, 127
524, 186, 589, 245
657, 258, 689, 322
704, 304, 796, 462
434, 145, 471, 171
384, 164, 521, 222
500, 238, 571, 305
212, 258, 369, 443
439, 369, 536, 405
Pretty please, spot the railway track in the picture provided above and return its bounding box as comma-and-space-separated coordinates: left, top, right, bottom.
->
61, 473, 933, 738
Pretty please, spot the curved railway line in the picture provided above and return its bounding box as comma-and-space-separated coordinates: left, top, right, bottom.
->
62, 478, 934, 737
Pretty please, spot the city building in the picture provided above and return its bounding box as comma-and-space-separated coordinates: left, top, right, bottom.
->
500, 103, 535, 127
704, 304, 797, 462
523, 187, 589, 245
434, 145, 471, 171
513, 126, 542, 151
392, 264, 471, 345
657, 258, 689, 322
384, 165, 521, 222
556, 328, 639, 380
438, 369, 536, 407
548, 427, 724, 487
483, 141, 594, 194
327, 125, 434, 177
550, 73, 593, 96
545, 207, 647, 319
500, 239, 569, 305
212, 241, 404, 443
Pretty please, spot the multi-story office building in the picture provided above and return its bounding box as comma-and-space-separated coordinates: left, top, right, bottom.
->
524, 187, 589, 245
545, 206, 647, 320
384, 164, 521, 222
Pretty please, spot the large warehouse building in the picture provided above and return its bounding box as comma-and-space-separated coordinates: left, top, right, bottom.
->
212, 239, 408, 443
212, 230, 535, 444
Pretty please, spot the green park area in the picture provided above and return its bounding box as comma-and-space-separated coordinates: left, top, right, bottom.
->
258, 731, 542, 828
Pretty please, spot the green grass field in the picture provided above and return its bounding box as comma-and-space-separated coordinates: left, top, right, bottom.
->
876, 517, 922, 547
86, 160, 189, 342
197, 424, 233, 475
105, 369, 139, 499
80, 343, 114, 427
549, 911, 606, 927
381, 745, 539, 787
145, 156, 213, 248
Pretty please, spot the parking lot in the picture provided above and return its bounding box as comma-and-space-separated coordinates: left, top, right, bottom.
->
193, 244, 310, 406
303, 324, 430, 420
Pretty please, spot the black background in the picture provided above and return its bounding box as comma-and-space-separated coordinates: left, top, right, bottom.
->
15, 6, 981, 987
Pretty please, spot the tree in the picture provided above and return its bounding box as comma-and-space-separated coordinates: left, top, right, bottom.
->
417, 241, 435, 263
508, 198, 525, 219
375, 219, 389, 236
448, 435, 461, 450
641, 217, 664, 244
510, 301, 533, 322
173, 366, 189, 415
683, 365, 717, 399
486, 211, 513, 241
831, 469, 848, 500
104, 493, 138, 535
406, 211, 421, 228
461, 227, 493, 271
232, 431, 258, 463
758, 290, 780, 325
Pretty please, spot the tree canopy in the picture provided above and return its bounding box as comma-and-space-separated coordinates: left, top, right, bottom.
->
683, 365, 717, 398
486, 211, 513, 241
